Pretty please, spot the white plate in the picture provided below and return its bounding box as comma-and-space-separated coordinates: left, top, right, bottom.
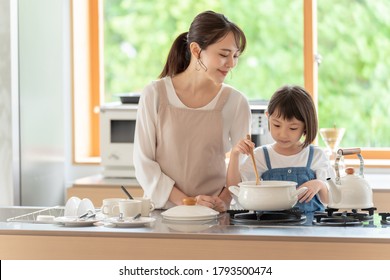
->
163, 219, 218, 232
161, 215, 218, 221
161, 205, 219, 221
104, 217, 155, 228
54, 216, 98, 227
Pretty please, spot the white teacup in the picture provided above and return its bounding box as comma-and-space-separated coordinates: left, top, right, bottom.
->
134, 197, 155, 217
64, 196, 81, 217
116, 200, 142, 218
77, 198, 95, 216
101, 198, 127, 217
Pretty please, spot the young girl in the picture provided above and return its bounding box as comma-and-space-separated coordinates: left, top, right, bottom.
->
227, 85, 334, 213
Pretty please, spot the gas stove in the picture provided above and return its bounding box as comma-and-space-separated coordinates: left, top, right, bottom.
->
228, 207, 307, 226
228, 207, 390, 228
313, 207, 376, 226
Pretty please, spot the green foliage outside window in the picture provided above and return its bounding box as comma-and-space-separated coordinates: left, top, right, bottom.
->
317, 0, 390, 147
103, 0, 390, 148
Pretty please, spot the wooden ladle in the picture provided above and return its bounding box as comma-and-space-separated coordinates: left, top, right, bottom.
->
246, 134, 261, 185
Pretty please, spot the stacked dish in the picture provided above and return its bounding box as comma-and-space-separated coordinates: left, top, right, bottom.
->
55, 197, 98, 226
103, 217, 155, 228
54, 216, 99, 227
161, 205, 219, 221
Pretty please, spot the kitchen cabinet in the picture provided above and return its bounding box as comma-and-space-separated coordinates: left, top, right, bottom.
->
67, 175, 143, 207
373, 189, 390, 212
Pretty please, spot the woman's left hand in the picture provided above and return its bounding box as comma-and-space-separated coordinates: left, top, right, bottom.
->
195, 195, 227, 212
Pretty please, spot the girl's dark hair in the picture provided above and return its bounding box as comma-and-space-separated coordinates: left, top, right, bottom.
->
267, 85, 318, 148
159, 10, 246, 78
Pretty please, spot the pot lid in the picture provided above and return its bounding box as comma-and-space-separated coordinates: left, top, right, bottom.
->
161, 205, 219, 221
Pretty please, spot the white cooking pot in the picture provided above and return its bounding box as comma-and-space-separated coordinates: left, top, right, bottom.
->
229, 181, 307, 211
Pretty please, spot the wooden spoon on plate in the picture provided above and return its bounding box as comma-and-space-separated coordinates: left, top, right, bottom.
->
246, 134, 261, 185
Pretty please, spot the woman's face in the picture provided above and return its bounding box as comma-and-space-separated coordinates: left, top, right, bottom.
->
199, 32, 240, 84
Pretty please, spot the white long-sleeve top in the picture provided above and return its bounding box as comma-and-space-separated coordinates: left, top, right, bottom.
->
133, 77, 251, 208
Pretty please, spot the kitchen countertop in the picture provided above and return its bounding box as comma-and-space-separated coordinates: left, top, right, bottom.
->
1, 210, 390, 240
1, 207, 390, 259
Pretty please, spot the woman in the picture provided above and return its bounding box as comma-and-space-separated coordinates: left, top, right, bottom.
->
134, 11, 251, 212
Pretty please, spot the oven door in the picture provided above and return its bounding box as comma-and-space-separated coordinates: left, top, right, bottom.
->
100, 107, 137, 177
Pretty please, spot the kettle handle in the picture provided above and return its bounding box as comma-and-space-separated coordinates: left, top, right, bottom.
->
337, 148, 361, 155
335, 148, 364, 184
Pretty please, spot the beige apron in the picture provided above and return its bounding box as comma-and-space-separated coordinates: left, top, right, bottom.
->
156, 80, 230, 202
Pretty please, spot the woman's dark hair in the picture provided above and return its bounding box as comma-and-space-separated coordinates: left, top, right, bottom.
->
159, 10, 246, 78
267, 85, 318, 148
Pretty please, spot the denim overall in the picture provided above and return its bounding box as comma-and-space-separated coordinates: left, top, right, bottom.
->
261, 145, 324, 213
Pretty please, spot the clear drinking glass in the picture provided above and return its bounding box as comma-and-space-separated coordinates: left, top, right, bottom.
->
319, 128, 346, 160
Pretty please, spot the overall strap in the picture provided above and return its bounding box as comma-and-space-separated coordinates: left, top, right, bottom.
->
262, 146, 272, 170
306, 145, 314, 168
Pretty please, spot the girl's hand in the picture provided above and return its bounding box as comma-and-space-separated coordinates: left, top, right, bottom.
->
297, 180, 328, 204
231, 138, 254, 157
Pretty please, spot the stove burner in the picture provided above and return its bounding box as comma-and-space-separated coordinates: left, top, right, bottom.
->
379, 213, 390, 225
313, 207, 377, 226
228, 207, 306, 225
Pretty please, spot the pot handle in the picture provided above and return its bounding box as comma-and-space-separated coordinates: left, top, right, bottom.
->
296, 187, 308, 197
228, 186, 240, 197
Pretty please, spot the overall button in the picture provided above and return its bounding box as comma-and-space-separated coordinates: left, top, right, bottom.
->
288, 169, 292, 173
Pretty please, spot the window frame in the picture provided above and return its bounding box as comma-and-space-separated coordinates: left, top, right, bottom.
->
71, 0, 390, 166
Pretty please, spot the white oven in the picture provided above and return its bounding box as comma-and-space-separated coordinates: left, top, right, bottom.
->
100, 103, 138, 178
250, 101, 274, 147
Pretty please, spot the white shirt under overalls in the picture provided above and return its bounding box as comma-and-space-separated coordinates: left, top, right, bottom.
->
240, 144, 335, 183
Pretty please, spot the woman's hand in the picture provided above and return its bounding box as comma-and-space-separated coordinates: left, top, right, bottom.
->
195, 195, 228, 213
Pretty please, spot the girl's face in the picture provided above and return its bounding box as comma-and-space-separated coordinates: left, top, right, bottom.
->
199, 32, 240, 84
267, 111, 305, 152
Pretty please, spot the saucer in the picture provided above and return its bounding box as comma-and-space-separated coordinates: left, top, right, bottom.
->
104, 217, 155, 228
54, 216, 98, 227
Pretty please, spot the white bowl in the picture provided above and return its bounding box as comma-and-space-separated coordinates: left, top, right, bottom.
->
64, 196, 81, 216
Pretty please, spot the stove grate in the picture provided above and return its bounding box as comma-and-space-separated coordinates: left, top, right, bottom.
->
228, 207, 306, 225
379, 213, 390, 225
313, 207, 377, 226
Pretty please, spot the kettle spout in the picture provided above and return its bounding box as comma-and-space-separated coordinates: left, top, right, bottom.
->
327, 178, 342, 204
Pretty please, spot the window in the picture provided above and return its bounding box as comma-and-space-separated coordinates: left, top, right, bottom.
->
102, 0, 303, 101
71, 0, 390, 165
317, 0, 390, 150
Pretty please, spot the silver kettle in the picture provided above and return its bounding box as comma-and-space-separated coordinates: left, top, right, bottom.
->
327, 148, 374, 209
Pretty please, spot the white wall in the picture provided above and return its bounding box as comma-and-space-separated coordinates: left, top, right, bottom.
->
0, 0, 101, 206
0, 0, 13, 206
